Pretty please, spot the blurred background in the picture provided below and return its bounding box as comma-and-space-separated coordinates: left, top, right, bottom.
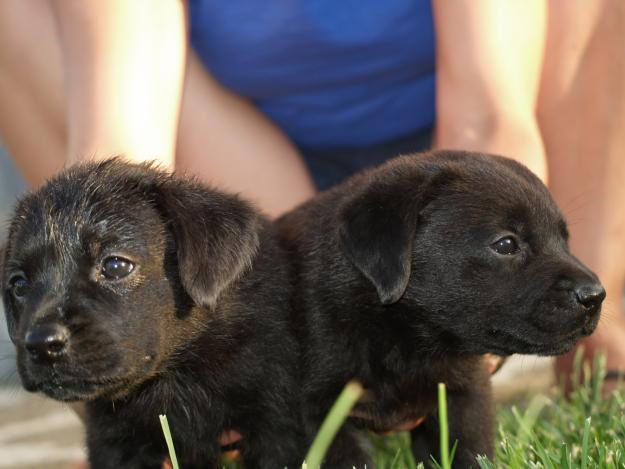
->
0, 1, 623, 466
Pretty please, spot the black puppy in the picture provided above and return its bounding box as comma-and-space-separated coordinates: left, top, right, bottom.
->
277, 150, 605, 468
2, 159, 304, 468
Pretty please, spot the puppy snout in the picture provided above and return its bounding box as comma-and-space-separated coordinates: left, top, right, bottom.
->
574, 283, 605, 312
24, 324, 69, 362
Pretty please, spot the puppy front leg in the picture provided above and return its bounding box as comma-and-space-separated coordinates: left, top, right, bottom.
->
89, 440, 223, 469
410, 420, 438, 467
88, 429, 225, 469
411, 387, 494, 468
88, 440, 166, 469
242, 417, 307, 469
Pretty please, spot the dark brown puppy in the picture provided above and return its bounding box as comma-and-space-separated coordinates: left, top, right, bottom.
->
2, 159, 304, 468
277, 150, 604, 468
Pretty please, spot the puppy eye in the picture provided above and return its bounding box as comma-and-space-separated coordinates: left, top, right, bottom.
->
9, 276, 30, 298
491, 236, 520, 255
101, 257, 135, 280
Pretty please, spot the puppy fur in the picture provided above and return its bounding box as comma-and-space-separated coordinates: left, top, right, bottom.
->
277, 150, 604, 468
2, 159, 305, 468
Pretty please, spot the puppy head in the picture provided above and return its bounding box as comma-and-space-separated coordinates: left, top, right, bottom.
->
1, 158, 260, 401
339, 151, 604, 356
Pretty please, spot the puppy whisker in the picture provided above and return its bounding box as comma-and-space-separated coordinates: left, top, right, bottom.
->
560, 191, 593, 217
0, 369, 21, 388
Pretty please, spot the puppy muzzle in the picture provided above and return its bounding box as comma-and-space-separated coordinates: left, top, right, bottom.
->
23, 323, 69, 363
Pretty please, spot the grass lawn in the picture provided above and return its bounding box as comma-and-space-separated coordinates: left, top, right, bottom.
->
162, 353, 625, 468
370, 354, 625, 468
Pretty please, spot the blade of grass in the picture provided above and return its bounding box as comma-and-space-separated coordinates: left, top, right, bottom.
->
559, 443, 569, 469
475, 455, 493, 469
449, 440, 458, 465
581, 417, 591, 469
591, 353, 607, 405
572, 346, 584, 390
513, 395, 549, 446
159, 414, 180, 469
533, 437, 556, 469
389, 448, 402, 469
438, 383, 451, 469
304, 380, 364, 469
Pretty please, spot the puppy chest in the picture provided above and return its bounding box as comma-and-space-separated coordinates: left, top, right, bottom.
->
349, 384, 438, 434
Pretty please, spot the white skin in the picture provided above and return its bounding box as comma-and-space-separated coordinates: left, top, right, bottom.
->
0, 0, 624, 465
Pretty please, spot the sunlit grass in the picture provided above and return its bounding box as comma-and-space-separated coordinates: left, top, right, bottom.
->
159, 414, 180, 469
303, 380, 364, 469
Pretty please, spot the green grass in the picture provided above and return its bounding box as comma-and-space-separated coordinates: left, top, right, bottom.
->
161, 353, 625, 468
304, 380, 364, 469
368, 353, 625, 469
437, 382, 452, 469
159, 414, 180, 469
484, 354, 625, 469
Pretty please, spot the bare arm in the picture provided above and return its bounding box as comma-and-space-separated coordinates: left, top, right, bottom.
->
50, 1, 314, 216
433, 0, 548, 182
176, 51, 316, 217
50, 0, 186, 168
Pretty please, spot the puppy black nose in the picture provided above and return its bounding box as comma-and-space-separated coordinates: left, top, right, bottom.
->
574, 283, 606, 311
24, 324, 69, 361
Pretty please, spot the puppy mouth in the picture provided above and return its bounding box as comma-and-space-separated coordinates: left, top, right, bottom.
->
485, 322, 595, 356
22, 371, 141, 402
19, 355, 159, 402
17, 338, 162, 401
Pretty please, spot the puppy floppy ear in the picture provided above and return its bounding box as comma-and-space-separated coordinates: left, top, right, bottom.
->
155, 179, 261, 309
338, 167, 437, 305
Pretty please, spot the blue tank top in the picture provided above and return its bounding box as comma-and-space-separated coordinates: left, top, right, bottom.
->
188, 0, 435, 149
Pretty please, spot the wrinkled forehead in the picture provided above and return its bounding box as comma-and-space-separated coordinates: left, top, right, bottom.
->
5, 190, 161, 269
428, 171, 567, 239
